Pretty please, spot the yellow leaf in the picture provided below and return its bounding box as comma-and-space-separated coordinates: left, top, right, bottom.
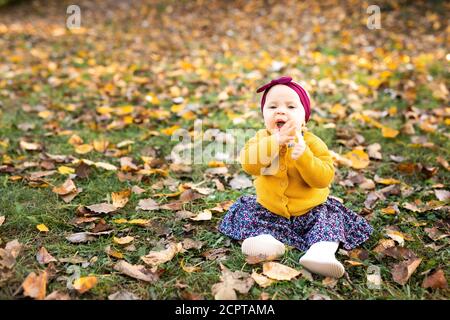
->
145, 93, 160, 105
128, 219, 151, 226
75, 144, 93, 154
381, 126, 399, 138
376, 178, 401, 185
208, 161, 226, 168
381, 207, 397, 214
73, 276, 97, 294
96, 106, 114, 115
115, 105, 134, 116
113, 236, 134, 245
344, 149, 370, 169
113, 218, 128, 224
111, 189, 131, 208
58, 166, 75, 175
22, 271, 47, 300
180, 259, 201, 273
38, 110, 53, 119
68, 134, 83, 145
37, 224, 49, 232
93, 139, 109, 152
161, 125, 180, 135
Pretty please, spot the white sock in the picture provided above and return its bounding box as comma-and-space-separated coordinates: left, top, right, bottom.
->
299, 241, 345, 278
241, 234, 285, 258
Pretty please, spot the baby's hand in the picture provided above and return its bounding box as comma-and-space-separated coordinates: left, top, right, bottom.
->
274, 119, 296, 146
291, 131, 306, 160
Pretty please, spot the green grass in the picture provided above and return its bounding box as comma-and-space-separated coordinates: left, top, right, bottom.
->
0, 0, 449, 300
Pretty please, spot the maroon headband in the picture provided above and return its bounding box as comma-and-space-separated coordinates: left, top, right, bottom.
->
256, 76, 311, 123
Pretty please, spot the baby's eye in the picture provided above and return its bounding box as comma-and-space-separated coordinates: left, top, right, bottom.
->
288, 105, 296, 109
269, 106, 276, 109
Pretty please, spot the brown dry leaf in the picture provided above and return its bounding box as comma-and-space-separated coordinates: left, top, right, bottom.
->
367, 143, 382, 160
20, 140, 42, 151
180, 189, 203, 203
229, 174, 253, 190
182, 238, 204, 250
424, 227, 449, 241
108, 290, 140, 300
262, 262, 301, 281
190, 209, 212, 221
382, 246, 417, 260
251, 271, 275, 288
131, 185, 146, 194
245, 254, 279, 265
391, 258, 422, 285
52, 178, 76, 195
210, 200, 234, 213
22, 271, 47, 300
385, 228, 407, 246
113, 260, 159, 283
65, 231, 112, 243
422, 269, 448, 289
0, 216, 5, 226
141, 242, 183, 266
434, 189, 450, 202
136, 198, 160, 211
73, 276, 98, 294
211, 264, 254, 300
85, 203, 117, 214
0, 239, 22, 269
436, 156, 449, 171
201, 248, 230, 261
36, 247, 57, 265
60, 188, 82, 203
322, 277, 338, 288
373, 239, 396, 254
113, 236, 134, 245
111, 189, 131, 208
45, 291, 71, 300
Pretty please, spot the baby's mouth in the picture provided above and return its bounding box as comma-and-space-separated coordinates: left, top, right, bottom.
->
275, 120, 286, 129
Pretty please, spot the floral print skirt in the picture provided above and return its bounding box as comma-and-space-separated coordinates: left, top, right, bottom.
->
218, 195, 374, 251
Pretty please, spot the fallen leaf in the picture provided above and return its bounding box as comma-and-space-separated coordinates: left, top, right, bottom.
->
180, 259, 201, 273
113, 236, 134, 245
52, 178, 76, 195
391, 258, 422, 285
373, 239, 396, 254
424, 227, 449, 241
201, 248, 229, 261
104, 246, 124, 259
367, 143, 382, 160
229, 174, 253, 189
322, 277, 338, 288
0, 216, 5, 226
58, 166, 75, 175
344, 149, 370, 169
75, 144, 93, 154
422, 269, 448, 289
182, 238, 204, 250
131, 185, 146, 194
20, 140, 42, 151
108, 290, 140, 300
141, 242, 183, 266
434, 189, 450, 202
262, 262, 300, 281
65, 231, 112, 243
111, 189, 131, 208
73, 276, 98, 294
45, 291, 71, 300
251, 271, 275, 288
190, 209, 212, 221
211, 264, 254, 300
36, 224, 49, 232
136, 198, 160, 211
22, 271, 47, 300
86, 203, 117, 214
113, 260, 159, 283
36, 247, 57, 265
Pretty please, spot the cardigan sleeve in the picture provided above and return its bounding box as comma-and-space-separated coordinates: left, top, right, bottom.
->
239, 131, 280, 176
293, 133, 335, 188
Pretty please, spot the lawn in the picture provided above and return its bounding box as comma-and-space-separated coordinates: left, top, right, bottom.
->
0, 0, 448, 300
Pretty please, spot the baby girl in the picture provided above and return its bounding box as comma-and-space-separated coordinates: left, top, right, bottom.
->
219, 76, 373, 278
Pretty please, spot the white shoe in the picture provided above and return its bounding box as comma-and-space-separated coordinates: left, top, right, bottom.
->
299, 241, 345, 278
241, 234, 285, 258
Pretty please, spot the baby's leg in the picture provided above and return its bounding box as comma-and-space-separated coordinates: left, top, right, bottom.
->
299, 241, 344, 278
241, 234, 285, 258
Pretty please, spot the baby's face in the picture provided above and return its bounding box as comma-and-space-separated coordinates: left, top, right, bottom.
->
262, 85, 305, 134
